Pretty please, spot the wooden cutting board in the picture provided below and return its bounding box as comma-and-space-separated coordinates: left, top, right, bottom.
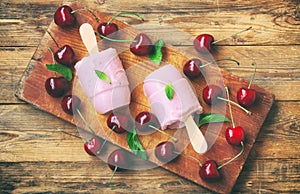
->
15, 3, 274, 193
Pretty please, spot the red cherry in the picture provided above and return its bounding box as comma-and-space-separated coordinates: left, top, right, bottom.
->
97, 12, 144, 37
183, 58, 202, 79
135, 111, 177, 141
194, 27, 252, 53
155, 141, 177, 163
237, 88, 256, 108
225, 126, 245, 146
199, 160, 221, 181
97, 23, 118, 37
45, 77, 70, 98
202, 85, 223, 105
61, 95, 81, 115
54, 5, 76, 28
135, 111, 160, 132
84, 137, 102, 156
107, 149, 127, 171
54, 45, 76, 67
237, 63, 257, 108
106, 113, 131, 134
194, 34, 214, 53
40, 27, 76, 67
130, 33, 152, 56
97, 12, 144, 39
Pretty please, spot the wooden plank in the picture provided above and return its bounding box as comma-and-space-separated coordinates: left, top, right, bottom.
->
0, 47, 35, 104
0, 158, 299, 193
1, 0, 300, 46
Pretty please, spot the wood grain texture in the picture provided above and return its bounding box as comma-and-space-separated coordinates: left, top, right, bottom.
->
1, 0, 299, 193
13, 3, 275, 193
1, 0, 300, 47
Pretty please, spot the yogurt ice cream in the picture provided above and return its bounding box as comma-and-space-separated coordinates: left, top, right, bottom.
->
143, 64, 202, 129
75, 48, 130, 114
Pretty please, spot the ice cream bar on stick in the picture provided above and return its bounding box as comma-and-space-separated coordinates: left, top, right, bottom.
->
75, 23, 131, 114
144, 65, 208, 154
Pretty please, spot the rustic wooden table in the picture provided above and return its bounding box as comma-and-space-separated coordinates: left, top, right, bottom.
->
1, 0, 299, 193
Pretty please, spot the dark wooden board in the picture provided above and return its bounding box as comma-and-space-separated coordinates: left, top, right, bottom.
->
14, 3, 274, 193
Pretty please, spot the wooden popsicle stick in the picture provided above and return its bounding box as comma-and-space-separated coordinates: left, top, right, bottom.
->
184, 115, 208, 154
79, 23, 99, 55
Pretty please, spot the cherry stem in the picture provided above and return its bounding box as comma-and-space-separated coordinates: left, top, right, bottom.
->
225, 86, 235, 128
149, 125, 178, 143
71, 8, 99, 22
109, 165, 118, 185
97, 33, 137, 43
217, 141, 245, 169
76, 108, 96, 134
212, 26, 252, 45
174, 151, 202, 167
217, 97, 251, 115
47, 47, 57, 77
39, 26, 60, 49
107, 11, 144, 25
97, 125, 116, 154
248, 63, 257, 89
47, 47, 55, 64
57, 128, 89, 142
199, 58, 240, 68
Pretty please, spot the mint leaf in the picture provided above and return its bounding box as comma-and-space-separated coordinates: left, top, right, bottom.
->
165, 82, 174, 100
149, 39, 164, 65
95, 70, 111, 84
46, 64, 72, 81
198, 113, 230, 127
126, 128, 148, 160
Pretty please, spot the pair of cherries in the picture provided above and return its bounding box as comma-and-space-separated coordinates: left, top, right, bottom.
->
153, 142, 222, 181
202, 62, 257, 108
96, 15, 152, 56
83, 111, 132, 157
42, 26, 76, 98
57, 94, 103, 156
60, 94, 128, 174
154, 139, 245, 181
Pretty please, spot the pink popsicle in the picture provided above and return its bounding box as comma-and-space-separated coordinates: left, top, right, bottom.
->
75, 48, 130, 114
143, 64, 203, 130
144, 64, 207, 153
